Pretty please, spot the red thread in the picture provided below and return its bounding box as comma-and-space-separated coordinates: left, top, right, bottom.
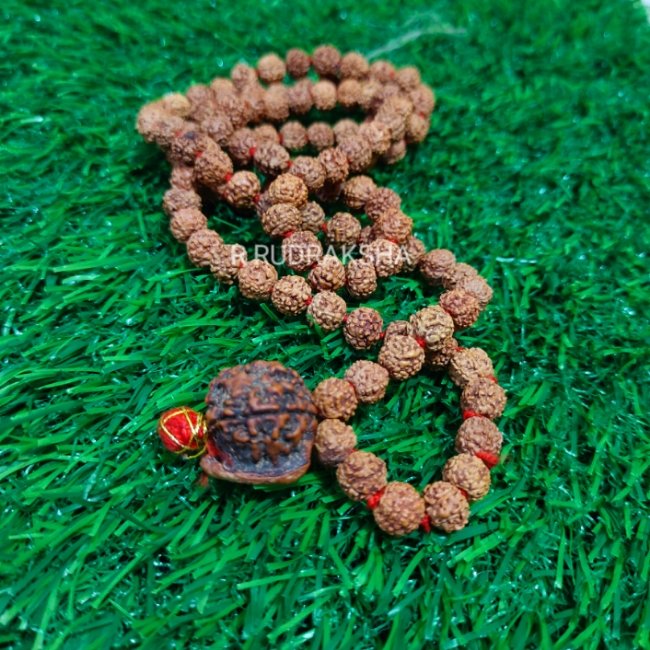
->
283, 230, 295, 239
309, 261, 319, 270
457, 487, 470, 501
224, 172, 233, 183
286, 160, 292, 169
475, 450, 499, 469
366, 488, 385, 510
342, 314, 348, 323
414, 336, 427, 349
346, 380, 358, 396
253, 193, 261, 204
455, 346, 465, 353
194, 150, 204, 159
420, 515, 431, 533
320, 223, 328, 233
463, 410, 481, 420
305, 296, 313, 306
248, 146, 256, 157
379, 330, 385, 340
487, 375, 498, 384
278, 133, 283, 145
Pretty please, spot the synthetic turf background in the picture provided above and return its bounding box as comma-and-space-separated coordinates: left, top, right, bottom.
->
1, 0, 649, 648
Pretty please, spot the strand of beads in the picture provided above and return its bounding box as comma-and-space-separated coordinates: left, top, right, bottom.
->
138, 45, 507, 535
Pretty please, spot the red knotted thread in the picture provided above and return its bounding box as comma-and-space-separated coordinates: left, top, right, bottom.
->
463, 409, 481, 420
248, 146, 256, 158
366, 487, 385, 510
223, 172, 233, 183
457, 487, 470, 501
475, 450, 499, 469
414, 336, 427, 349
420, 515, 432, 533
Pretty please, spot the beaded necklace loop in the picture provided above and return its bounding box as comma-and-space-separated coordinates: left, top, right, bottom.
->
141, 45, 507, 536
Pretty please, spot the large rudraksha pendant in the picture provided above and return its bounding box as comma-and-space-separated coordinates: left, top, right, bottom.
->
200, 361, 317, 484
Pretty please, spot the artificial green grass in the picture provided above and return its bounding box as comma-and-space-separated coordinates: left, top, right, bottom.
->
2, 0, 649, 648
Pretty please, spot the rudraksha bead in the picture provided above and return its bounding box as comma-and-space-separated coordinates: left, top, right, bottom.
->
363, 238, 403, 277
346, 258, 377, 299
342, 175, 377, 211
267, 173, 308, 207
419, 249, 456, 286
373, 482, 424, 536
314, 419, 357, 466
260, 203, 302, 238
423, 481, 470, 532
410, 306, 454, 351
162, 188, 201, 217
343, 307, 383, 350
442, 454, 491, 502
461, 378, 507, 420
448, 347, 494, 387
345, 360, 389, 404
336, 451, 387, 501
313, 377, 358, 421
326, 212, 362, 248
169, 208, 207, 242
308, 255, 346, 292
455, 417, 503, 457
222, 171, 261, 210
271, 275, 312, 315
364, 187, 401, 222
186, 229, 224, 267
210, 243, 247, 284
282, 231, 323, 272
308, 291, 347, 331
378, 335, 425, 380
237, 259, 278, 300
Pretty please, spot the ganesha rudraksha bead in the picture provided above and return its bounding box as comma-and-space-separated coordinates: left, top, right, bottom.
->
201, 361, 317, 484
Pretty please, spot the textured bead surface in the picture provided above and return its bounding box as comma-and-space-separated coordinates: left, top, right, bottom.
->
401, 236, 426, 272
363, 238, 403, 277
162, 188, 202, 217
257, 53, 286, 83
314, 419, 357, 466
419, 249, 456, 286
336, 451, 387, 501
231, 63, 257, 89
340, 52, 369, 78
300, 201, 326, 233
410, 84, 436, 115
442, 454, 491, 501
449, 348, 495, 387
424, 337, 458, 371
337, 79, 362, 108
282, 231, 323, 272
228, 127, 257, 166
344, 360, 389, 404
285, 48, 311, 78
384, 320, 413, 340
307, 122, 335, 150
440, 289, 482, 329
318, 148, 349, 184
423, 481, 470, 532
186, 229, 224, 267
194, 143, 233, 192
222, 171, 261, 210
337, 135, 373, 174
333, 118, 360, 143
169, 129, 211, 165
313, 378, 358, 421
271, 275, 312, 315
312, 45, 341, 78
311, 80, 337, 110
442, 262, 479, 290
456, 275, 494, 309
378, 335, 425, 380
261, 203, 302, 238
170, 208, 207, 242
238, 259, 278, 300
371, 210, 413, 245
358, 121, 392, 155
345, 258, 377, 299
364, 187, 401, 222
308, 255, 346, 292
170, 165, 196, 191
373, 482, 425, 536
456, 417, 503, 457
253, 123, 280, 144
287, 78, 314, 114
279, 121, 308, 150
202, 113, 234, 146
263, 84, 291, 122
343, 307, 383, 350
410, 306, 455, 351
254, 141, 290, 175
308, 291, 347, 331
461, 378, 507, 420
290, 157, 326, 193
210, 244, 247, 284
342, 175, 377, 211
267, 173, 308, 207
326, 212, 362, 248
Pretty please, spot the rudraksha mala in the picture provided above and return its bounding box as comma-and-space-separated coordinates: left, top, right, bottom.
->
142, 45, 507, 536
